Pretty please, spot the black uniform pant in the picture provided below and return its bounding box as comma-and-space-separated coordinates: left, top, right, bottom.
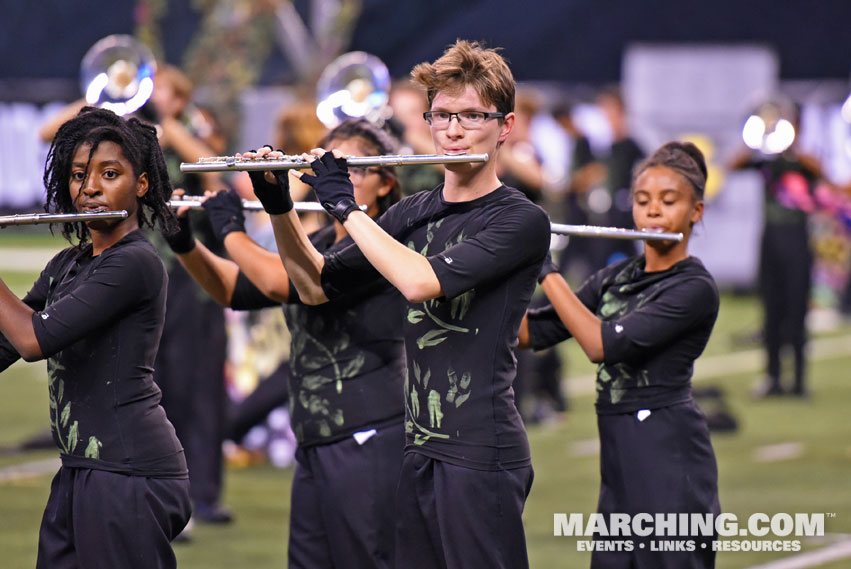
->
288, 422, 404, 569
592, 401, 719, 569
37, 467, 191, 569
395, 452, 534, 569
759, 223, 812, 391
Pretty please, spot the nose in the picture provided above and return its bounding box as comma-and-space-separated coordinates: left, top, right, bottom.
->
445, 114, 464, 137
644, 197, 661, 216
81, 173, 100, 196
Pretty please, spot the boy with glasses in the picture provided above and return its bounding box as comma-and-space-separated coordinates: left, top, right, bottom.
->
248, 40, 550, 569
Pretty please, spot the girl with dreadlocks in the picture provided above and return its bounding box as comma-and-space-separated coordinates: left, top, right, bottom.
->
0, 107, 190, 569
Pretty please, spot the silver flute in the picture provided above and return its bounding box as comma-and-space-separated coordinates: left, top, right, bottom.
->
180, 153, 490, 173
551, 223, 683, 242
168, 197, 355, 213
169, 196, 682, 241
0, 211, 129, 227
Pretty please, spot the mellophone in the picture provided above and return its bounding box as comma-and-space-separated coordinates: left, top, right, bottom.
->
0, 152, 683, 242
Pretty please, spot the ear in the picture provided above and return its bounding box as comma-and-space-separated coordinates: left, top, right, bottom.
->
136, 172, 149, 199
690, 200, 704, 225
497, 112, 515, 144
376, 174, 395, 198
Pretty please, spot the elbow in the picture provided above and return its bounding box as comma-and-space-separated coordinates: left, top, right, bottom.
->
399, 279, 442, 304
19, 342, 44, 362
299, 287, 328, 306
587, 348, 605, 364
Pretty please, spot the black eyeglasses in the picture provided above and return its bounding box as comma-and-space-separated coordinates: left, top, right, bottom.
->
348, 166, 382, 181
423, 110, 506, 129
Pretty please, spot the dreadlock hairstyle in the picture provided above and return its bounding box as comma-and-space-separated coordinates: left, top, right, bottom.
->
319, 118, 402, 214
43, 106, 176, 244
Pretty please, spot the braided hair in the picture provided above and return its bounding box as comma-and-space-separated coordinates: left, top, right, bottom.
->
43, 106, 176, 243
319, 118, 402, 214
633, 141, 708, 201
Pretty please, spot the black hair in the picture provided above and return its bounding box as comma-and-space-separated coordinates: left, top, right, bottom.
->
319, 118, 402, 214
43, 106, 176, 243
633, 141, 708, 200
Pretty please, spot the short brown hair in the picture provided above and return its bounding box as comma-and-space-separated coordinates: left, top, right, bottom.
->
410, 40, 515, 115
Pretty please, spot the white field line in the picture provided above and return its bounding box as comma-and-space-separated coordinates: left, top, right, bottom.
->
0, 247, 60, 272
744, 537, 851, 569
0, 457, 59, 483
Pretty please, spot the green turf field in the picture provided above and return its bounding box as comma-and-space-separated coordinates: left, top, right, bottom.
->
1, 243, 849, 568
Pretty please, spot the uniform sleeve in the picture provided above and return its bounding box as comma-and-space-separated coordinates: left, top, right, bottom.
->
320, 202, 405, 301
32, 247, 165, 357
428, 204, 551, 299
525, 270, 605, 351
0, 263, 54, 371
230, 271, 284, 310
601, 276, 718, 365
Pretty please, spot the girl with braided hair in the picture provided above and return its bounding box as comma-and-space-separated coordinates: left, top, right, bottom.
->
522, 141, 721, 568
0, 107, 190, 569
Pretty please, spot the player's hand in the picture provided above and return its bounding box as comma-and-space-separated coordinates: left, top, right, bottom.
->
202, 189, 246, 241
241, 145, 293, 215
163, 188, 195, 253
294, 149, 358, 223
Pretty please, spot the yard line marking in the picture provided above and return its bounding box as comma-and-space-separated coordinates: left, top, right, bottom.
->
744, 537, 851, 569
0, 247, 60, 272
565, 334, 851, 397
570, 438, 600, 457
0, 457, 59, 483
753, 442, 805, 463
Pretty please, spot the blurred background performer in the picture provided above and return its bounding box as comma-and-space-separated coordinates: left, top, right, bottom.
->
586, 86, 646, 272
255, 40, 550, 569
522, 141, 720, 569
166, 119, 407, 569
0, 107, 190, 569
730, 102, 822, 398
149, 64, 235, 527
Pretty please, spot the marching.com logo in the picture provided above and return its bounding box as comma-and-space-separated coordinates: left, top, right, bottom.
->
554, 513, 829, 552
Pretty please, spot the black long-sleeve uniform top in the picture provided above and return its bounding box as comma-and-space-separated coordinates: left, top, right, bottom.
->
319, 184, 551, 471
527, 256, 719, 415
0, 230, 187, 477
230, 223, 407, 448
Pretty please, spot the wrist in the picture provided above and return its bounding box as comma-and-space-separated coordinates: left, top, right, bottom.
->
322, 197, 359, 223
165, 216, 196, 254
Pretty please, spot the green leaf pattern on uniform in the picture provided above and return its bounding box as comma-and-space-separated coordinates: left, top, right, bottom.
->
84, 436, 103, 459
286, 306, 368, 442
404, 225, 482, 444
596, 268, 652, 402
47, 358, 81, 455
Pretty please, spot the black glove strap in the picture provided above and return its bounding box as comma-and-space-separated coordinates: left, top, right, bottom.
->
323, 198, 359, 223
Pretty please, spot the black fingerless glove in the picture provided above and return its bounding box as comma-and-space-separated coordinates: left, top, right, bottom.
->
299, 153, 358, 223
246, 146, 293, 215
538, 251, 560, 284
163, 214, 195, 254
203, 189, 246, 241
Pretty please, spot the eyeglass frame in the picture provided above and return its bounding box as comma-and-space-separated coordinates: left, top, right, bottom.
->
348, 165, 384, 182
422, 110, 507, 129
